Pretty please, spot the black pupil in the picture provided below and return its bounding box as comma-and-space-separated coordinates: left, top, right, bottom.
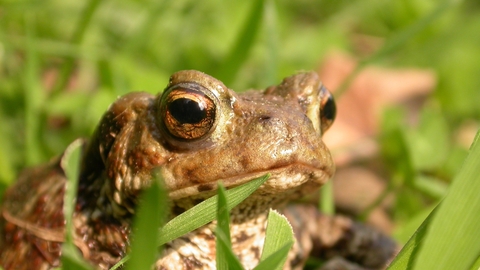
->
323, 95, 336, 122
169, 98, 206, 124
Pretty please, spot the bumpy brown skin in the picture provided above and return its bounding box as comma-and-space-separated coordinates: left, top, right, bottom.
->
0, 70, 395, 269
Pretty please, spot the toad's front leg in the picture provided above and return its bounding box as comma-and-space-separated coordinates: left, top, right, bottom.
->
283, 204, 397, 270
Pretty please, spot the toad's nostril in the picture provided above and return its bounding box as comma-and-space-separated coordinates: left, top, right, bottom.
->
259, 115, 272, 121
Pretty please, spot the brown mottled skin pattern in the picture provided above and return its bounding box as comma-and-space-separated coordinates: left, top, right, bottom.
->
0, 70, 395, 269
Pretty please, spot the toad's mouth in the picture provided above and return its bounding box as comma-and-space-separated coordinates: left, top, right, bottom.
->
167, 163, 332, 200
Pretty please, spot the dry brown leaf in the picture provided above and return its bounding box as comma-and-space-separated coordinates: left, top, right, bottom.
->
319, 51, 437, 166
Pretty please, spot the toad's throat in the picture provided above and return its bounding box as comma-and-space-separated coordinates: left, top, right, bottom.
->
167, 163, 332, 200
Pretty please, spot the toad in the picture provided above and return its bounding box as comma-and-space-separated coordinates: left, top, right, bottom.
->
0, 70, 395, 269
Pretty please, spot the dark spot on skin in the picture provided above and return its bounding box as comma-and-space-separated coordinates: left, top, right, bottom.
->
250, 246, 260, 259
239, 155, 250, 170
197, 183, 214, 192
290, 253, 304, 268
193, 198, 204, 206
173, 205, 186, 215
184, 256, 203, 268
234, 231, 249, 243
258, 115, 271, 121
197, 231, 215, 240
184, 169, 199, 183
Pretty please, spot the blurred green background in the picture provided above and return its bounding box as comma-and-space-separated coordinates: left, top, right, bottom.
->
0, 0, 479, 245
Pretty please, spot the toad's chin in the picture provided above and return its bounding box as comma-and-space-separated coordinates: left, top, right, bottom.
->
167, 163, 332, 201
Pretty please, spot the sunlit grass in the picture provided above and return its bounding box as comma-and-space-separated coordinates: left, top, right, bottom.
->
388, 131, 480, 270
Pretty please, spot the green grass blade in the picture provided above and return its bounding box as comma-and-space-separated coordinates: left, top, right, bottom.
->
257, 210, 294, 270
114, 175, 269, 269
319, 180, 334, 215
61, 244, 93, 270
215, 0, 264, 85
216, 184, 243, 270
470, 256, 480, 270
263, 0, 278, 85
413, 175, 449, 200
216, 184, 230, 270
411, 130, 480, 269
254, 243, 292, 270
0, 130, 15, 185
157, 174, 269, 246
23, 13, 43, 166
388, 129, 480, 269
216, 231, 244, 270
110, 256, 128, 270
61, 140, 83, 242
125, 176, 167, 270
61, 139, 93, 270
217, 184, 231, 244
387, 207, 436, 270
392, 205, 435, 244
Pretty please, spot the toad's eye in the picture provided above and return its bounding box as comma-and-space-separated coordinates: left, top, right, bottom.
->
159, 85, 217, 140
319, 85, 336, 134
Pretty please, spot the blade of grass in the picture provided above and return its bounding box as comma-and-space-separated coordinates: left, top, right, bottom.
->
157, 174, 269, 246
110, 256, 128, 270
216, 183, 230, 270
61, 140, 83, 243
61, 139, 92, 270
470, 256, 480, 270
388, 130, 480, 269
0, 131, 15, 184
387, 207, 437, 270
319, 180, 334, 215
257, 210, 294, 270
254, 243, 292, 270
216, 231, 244, 270
125, 175, 167, 270
112, 174, 269, 269
61, 244, 93, 270
216, 184, 231, 243
263, 0, 278, 85
411, 130, 480, 269
412, 175, 448, 199
23, 13, 43, 166
392, 205, 435, 244
215, 0, 264, 85
216, 184, 243, 270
